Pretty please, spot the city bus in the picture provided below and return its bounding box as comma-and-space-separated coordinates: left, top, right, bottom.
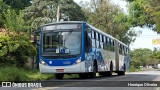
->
35, 21, 129, 79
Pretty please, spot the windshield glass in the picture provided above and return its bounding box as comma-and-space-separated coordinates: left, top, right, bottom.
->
42, 30, 81, 57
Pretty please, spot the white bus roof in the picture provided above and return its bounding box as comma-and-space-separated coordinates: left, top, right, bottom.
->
42, 21, 84, 26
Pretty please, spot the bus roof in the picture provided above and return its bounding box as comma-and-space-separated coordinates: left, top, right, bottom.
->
42, 21, 128, 47
42, 21, 83, 26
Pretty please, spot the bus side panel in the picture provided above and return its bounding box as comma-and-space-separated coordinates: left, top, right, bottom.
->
124, 54, 130, 71
100, 49, 115, 71
119, 54, 125, 71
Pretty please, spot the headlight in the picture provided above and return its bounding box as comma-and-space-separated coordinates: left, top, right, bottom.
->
74, 58, 81, 64
40, 59, 47, 65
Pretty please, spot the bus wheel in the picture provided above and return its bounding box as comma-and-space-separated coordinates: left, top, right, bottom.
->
118, 64, 125, 75
106, 62, 113, 76
79, 73, 88, 79
89, 64, 97, 78
55, 73, 64, 79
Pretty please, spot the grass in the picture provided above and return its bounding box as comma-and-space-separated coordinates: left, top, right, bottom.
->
0, 66, 54, 81
0, 66, 79, 81
129, 66, 141, 72
26, 70, 55, 81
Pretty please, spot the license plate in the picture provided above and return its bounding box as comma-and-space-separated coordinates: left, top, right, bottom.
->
56, 69, 64, 72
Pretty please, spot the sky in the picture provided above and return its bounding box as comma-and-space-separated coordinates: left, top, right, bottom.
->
74, 0, 160, 50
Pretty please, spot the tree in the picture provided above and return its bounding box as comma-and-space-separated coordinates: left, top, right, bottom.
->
80, 0, 136, 45
126, 0, 160, 32
0, 8, 36, 67
0, 0, 9, 27
23, 0, 86, 31
3, 9, 29, 34
130, 48, 152, 67
3, 0, 31, 11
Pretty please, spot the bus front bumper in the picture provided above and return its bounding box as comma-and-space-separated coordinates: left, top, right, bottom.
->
39, 61, 86, 74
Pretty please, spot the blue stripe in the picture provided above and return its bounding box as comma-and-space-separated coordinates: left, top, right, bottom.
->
38, 30, 42, 63
81, 22, 85, 61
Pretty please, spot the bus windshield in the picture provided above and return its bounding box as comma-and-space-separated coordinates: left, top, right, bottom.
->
42, 30, 81, 57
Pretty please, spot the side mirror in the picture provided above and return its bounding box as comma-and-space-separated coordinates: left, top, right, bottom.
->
34, 33, 40, 46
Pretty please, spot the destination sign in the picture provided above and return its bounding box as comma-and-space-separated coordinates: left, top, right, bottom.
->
43, 24, 81, 30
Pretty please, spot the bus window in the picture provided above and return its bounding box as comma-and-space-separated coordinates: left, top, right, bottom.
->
92, 30, 94, 39
108, 38, 111, 45
119, 44, 123, 54
85, 27, 92, 52
126, 48, 128, 54
92, 39, 96, 47
87, 30, 92, 38
98, 33, 100, 41
100, 41, 103, 49
103, 36, 106, 43
94, 31, 96, 39
42, 31, 81, 56
101, 35, 104, 42
110, 39, 114, 51
113, 40, 114, 46
100, 34, 102, 42
96, 40, 100, 48
96, 32, 99, 40
122, 46, 124, 55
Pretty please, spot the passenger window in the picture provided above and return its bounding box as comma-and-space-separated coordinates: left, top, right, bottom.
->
96, 32, 99, 40
92, 39, 96, 47
108, 38, 111, 45
94, 31, 96, 39
103, 36, 106, 43
92, 30, 94, 39
96, 40, 100, 48
100, 34, 102, 42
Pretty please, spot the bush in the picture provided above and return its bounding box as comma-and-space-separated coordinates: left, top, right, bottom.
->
0, 35, 36, 67
129, 66, 141, 72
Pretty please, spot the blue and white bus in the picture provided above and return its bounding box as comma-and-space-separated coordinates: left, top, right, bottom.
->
35, 21, 129, 79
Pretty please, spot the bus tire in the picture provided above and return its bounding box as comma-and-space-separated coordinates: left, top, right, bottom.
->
117, 64, 126, 75
89, 62, 97, 78
55, 73, 64, 79
79, 73, 88, 79
106, 62, 113, 76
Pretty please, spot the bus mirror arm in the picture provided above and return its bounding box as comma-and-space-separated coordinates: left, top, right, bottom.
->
33, 35, 40, 46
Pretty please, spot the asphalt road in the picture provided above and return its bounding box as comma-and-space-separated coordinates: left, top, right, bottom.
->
1, 70, 160, 90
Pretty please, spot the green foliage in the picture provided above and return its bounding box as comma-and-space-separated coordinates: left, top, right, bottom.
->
130, 48, 160, 69
0, 66, 54, 81
3, 0, 31, 11
3, 9, 29, 33
0, 35, 36, 67
0, 66, 28, 81
130, 48, 152, 67
0, 0, 9, 27
23, 0, 86, 31
127, 0, 160, 32
81, 0, 136, 45
0, 8, 35, 67
129, 66, 141, 72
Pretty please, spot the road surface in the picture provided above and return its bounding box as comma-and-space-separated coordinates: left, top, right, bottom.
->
1, 70, 160, 90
